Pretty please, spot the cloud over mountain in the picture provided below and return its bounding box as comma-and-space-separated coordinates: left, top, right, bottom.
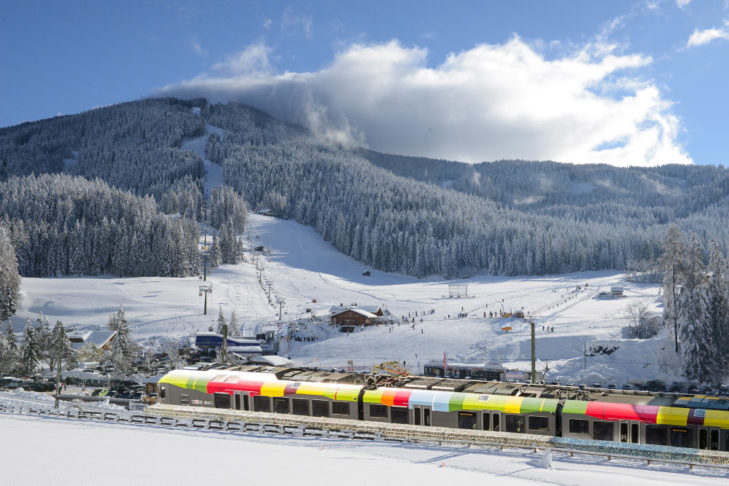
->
161, 38, 691, 166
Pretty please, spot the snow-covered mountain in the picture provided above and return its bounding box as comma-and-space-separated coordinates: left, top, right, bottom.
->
2, 98, 729, 280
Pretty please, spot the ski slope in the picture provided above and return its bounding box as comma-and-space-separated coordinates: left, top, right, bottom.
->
15, 212, 679, 387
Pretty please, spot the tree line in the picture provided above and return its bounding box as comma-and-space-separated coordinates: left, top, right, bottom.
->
660, 226, 729, 384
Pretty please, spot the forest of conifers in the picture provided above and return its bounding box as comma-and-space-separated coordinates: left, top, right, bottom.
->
2, 97, 729, 281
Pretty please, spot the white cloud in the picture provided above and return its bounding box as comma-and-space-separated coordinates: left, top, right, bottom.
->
161, 38, 691, 166
190, 38, 205, 56
676, 0, 692, 8
210, 43, 272, 76
687, 24, 729, 47
263, 18, 272, 30
281, 7, 312, 39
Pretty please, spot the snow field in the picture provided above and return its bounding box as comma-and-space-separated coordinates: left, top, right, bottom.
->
15, 213, 673, 386
1, 414, 726, 486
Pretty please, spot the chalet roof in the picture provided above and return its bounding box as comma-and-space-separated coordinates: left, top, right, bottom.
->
331, 308, 378, 319
69, 330, 117, 350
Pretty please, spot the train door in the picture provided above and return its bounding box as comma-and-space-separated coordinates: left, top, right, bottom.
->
630, 423, 639, 444
235, 392, 250, 411
413, 406, 431, 426
620, 421, 638, 443
699, 427, 720, 451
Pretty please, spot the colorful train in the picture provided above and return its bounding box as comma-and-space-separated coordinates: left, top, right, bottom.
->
157, 364, 729, 452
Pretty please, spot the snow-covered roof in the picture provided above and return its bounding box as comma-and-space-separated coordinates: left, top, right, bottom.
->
331, 308, 377, 319
69, 330, 116, 350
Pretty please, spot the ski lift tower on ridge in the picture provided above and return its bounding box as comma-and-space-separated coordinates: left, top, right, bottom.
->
448, 284, 468, 298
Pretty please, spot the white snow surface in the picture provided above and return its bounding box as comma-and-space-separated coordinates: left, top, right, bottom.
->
1, 415, 725, 486
180, 124, 224, 195
16, 212, 683, 386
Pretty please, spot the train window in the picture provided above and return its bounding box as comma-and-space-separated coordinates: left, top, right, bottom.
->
235, 394, 241, 410
492, 414, 500, 431
631, 424, 639, 443
569, 419, 589, 435
159, 386, 166, 399
243, 394, 250, 411
458, 412, 477, 430
312, 400, 330, 417
670, 428, 691, 448
391, 407, 409, 424
505, 415, 525, 433
424, 408, 431, 426
620, 423, 628, 442
214, 392, 230, 409
592, 421, 614, 441
369, 404, 387, 418
253, 395, 271, 412
414, 408, 421, 426
528, 416, 549, 431
723, 431, 729, 452
273, 397, 289, 414
332, 402, 350, 416
645, 425, 668, 446
292, 399, 309, 416
482, 413, 490, 431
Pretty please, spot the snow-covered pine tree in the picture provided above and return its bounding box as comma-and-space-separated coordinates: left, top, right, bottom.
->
35, 312, 53, 370
51, 320, 75, 375
1, 321, 18, 374
678, 236, 712, 383
706, 241, 729, 382
0, 227, 21, 321
659, 225, 687, 353
20, 319, 39, 375
216, 308, 227, 334
109, 307, 131, 375
229, 311, 239, 337
208, 233, 221, 267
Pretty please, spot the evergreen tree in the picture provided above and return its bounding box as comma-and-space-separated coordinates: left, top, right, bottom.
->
229, 311, 239, 337
35, 312, 53, 370
51, 320, 74, 375
0, 227, 21, 320
677, 236, 712, 383
109, 307, 131, 375
706, 241, 729, 382
659, 225, 687, 353
19, 319, 39, 375
216, 308, 227, 334
1, 321, 18, 374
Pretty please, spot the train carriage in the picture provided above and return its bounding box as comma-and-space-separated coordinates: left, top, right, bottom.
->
156, 364, 729, 452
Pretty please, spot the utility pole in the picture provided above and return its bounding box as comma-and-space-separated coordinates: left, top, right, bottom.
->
221, 322, 228, 364
530, 319, 536, 384
199, 284, 212, 315
202, 251, 208, 281
54, 356, 62, 409
277, 298, 285, 321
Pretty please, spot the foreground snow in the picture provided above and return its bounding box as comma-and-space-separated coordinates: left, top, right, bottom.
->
1, 415, 725, 486
15, 213, 679, 386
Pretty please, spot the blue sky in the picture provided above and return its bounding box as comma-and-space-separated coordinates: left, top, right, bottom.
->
2, 1, 728, 166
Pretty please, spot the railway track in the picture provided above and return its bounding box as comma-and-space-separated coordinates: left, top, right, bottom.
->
2, 397, 728, 473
